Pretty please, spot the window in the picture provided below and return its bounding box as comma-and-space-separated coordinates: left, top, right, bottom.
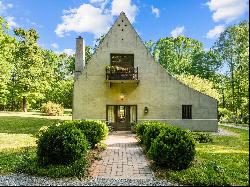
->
130, 106, 137, 123
110, 54, 134, 68
182, 105, 192, 119
107, 106, 115, 123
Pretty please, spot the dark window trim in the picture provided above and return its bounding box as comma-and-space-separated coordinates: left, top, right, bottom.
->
182, 105, 192, 119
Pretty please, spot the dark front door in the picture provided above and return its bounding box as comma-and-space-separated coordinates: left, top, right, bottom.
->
107, 105, 137, 131
116, 105, 130, 131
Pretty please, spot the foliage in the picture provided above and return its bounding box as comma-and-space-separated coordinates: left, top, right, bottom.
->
153, 36, 221, 78
142, 121, 169, 151
105, 65, 133, 72
144, 40, 156, 56
213, 21, 249, 119
64, 120, 109, 148
191, 132, 213, 143
0, 17, 94, 111
218, 107, 234, 123
0, 17, 16, 107
12, 28, 47, 112
177, 74, 221, 100
36, 123, 89, 165
135, 121, 152, 143
41, 101, 64, 116
148, 126, 196, 170
15, 148, 88, 178
155, 126, 249, 186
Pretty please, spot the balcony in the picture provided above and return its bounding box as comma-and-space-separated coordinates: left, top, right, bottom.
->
105, 66, 139, 84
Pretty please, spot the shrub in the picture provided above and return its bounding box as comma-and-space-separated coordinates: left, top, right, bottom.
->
142, 121, 169, 151
41, 101, 64, 116
148, 126, 196, 170
192, 132, 213, 143
37, 123, 89, 166
135, 122, 152, 142
64, 120, 109, 148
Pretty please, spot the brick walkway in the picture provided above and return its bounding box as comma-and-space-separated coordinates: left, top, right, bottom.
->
89, 131, 154, 179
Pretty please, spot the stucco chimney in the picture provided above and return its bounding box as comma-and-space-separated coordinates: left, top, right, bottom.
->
75, 36, 85, 76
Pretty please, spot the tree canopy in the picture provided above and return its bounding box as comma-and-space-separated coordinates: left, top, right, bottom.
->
0, 16, 248, 123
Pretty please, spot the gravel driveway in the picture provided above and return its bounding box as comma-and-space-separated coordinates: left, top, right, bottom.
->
0, 174, 177, 186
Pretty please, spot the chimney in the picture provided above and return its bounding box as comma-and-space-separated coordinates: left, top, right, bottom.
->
75, 36, 85, 76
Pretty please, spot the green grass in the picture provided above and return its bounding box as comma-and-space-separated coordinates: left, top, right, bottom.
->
14, 148, 89, 178
0, 114, 103, 178
152, 126, 249, 186
0, 116, 61, 175
0, 116, 60, 135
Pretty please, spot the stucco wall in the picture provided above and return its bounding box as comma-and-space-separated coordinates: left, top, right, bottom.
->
73, 13, 218, 132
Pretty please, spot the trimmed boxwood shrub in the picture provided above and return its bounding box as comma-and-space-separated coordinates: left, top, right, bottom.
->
37, 123, 89, 166
192, 132, 213, 143
148, 126, 196, 170
135, 122, 152, 143
142, 121, 169, 151
64, 120, 109, 148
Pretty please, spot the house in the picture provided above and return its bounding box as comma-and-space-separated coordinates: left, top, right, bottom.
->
72, 12, 218, 132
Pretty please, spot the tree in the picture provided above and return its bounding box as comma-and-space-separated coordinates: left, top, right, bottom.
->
190, 49, 221, 80
13, 28, 46, 112
213, 21, 249, 118
177, 74, 221, 101
154, 36, 203, 75
0, 17, 16, 109
145, 40, 156, 56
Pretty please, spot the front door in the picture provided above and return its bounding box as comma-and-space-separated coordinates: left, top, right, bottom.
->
107, 105, 137, 131
116, 105, 130, 131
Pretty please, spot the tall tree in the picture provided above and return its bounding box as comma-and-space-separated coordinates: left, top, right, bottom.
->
213, 21, 249, 117
0, 17, 16, 109
13, 28, 45, 112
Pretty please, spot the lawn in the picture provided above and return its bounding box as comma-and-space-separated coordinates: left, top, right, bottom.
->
0, 115, 61, 174
0, 111, 104, 178
153, 125, 249, 186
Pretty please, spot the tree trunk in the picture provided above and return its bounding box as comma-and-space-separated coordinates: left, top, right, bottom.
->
22, 96, 27, 112
222, 88, 225, 108
230, 57, 235, 115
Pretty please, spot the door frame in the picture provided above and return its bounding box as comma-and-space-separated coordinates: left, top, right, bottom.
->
106, 105, 137, 131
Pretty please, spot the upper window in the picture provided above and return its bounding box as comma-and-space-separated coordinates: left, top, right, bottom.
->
110, 54, 134, 68
182, 105, 192, 119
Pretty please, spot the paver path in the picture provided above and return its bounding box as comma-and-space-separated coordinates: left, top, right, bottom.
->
89, 131, 154, 179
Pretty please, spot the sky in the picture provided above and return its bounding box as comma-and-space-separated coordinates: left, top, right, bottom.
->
0, 0, 249, 55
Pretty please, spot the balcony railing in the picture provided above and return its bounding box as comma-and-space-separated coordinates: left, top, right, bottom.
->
106, 66, 139, 81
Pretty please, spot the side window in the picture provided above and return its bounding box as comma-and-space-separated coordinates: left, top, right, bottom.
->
182, 105, 192, 119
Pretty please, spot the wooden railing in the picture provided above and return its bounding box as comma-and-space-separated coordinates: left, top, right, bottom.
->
106, 67, 138, 81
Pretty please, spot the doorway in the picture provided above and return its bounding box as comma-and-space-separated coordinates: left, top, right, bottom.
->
107, 105, 137, 131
